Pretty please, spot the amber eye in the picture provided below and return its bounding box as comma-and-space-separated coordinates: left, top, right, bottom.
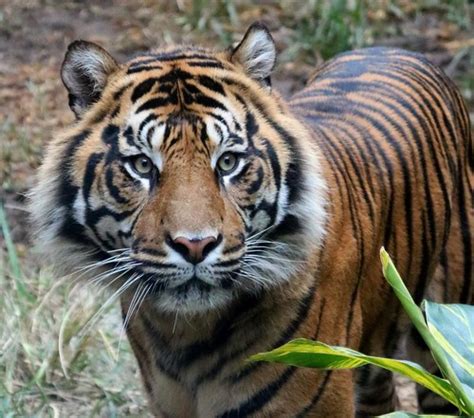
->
131, 155, 153, 176
217, 152, 238, 174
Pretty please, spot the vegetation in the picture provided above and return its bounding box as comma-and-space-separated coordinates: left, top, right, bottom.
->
251, 249, 474, 417
0, 206, 149, 416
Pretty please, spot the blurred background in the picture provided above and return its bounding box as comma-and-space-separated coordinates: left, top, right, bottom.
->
0, 1, 473, 416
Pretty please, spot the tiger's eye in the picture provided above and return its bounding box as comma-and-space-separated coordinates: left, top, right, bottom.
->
132, 155, 152, 175
217, 152, 238, 173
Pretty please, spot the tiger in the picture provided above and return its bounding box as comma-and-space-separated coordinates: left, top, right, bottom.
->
29, 22, 473, 417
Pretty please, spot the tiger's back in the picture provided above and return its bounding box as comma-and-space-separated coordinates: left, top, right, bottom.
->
292, 47, 472, 307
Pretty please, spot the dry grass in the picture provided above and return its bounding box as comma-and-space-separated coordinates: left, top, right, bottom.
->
0, 207, 149, 417
0, 0, 472, 416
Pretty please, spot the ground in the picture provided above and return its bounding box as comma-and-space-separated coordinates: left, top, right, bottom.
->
0, 1, 472, 416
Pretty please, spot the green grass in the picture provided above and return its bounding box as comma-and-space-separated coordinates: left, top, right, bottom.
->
0, 206, 149, 417
280, 0, 368, 62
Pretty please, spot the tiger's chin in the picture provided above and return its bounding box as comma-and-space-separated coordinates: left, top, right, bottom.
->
150, 283, 238, 315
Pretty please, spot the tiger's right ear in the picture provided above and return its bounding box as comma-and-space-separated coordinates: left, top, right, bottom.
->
61, 40, 118, 118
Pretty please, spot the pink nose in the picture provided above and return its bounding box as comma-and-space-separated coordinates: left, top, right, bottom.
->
170, 235, 219, 264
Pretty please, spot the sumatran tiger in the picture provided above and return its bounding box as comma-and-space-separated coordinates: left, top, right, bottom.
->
29, 22, 472, 417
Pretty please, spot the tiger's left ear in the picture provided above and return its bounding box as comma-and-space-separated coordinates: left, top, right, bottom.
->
231, 22, 276, 88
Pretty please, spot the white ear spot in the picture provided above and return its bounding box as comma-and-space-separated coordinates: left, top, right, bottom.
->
231, 22, 276, 84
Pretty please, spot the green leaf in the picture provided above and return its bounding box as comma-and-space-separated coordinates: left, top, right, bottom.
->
380, 248, 433, 344
424, 302, 474, 404
250, 339, 458, 406
381, 249, 474, 414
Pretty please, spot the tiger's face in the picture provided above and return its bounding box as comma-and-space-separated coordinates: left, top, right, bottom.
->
30, 23, 327, 313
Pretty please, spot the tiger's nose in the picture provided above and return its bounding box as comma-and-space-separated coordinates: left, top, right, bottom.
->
167, 235, 221, 264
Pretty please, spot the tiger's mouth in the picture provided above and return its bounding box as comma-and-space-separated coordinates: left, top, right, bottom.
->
136, 270, 236, 294
111, 258, 242, 314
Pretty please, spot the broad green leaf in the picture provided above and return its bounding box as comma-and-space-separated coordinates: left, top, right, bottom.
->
250, 339, 458, 406
424, 302, 474, 402
380, 249, 473, 414
380, 248, 474, 415
379, 413, 457, 418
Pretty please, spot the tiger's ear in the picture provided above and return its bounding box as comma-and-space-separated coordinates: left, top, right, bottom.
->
231, 22, 276, 88
61, 40, 118, 118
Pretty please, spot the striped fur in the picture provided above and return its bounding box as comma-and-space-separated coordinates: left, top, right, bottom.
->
30, 24, 472, 417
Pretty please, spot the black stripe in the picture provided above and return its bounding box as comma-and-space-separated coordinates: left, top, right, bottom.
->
145, 52, 214, 61
138, 114, 157, 139
246, 165, 264, 194
218, 367, 296, 418
329, 125, 375, 222
128, 57, 161, 68
57, 130, 90, 207
139, 314, 181, 381
197, 75, 225, 95
137, 97, 171, 113
123, 126, 135, 146
231, 286, 315, 383
82, 152, 102, 201
136, 247, 167, 257
295, 371, 332, 417
57, 131, 96, 246
112, 83, 132, 100
223, 242, 245, 255
187, 61, 224, 68
313, 298, 325, 339
457, 173, 472, 304
105, 166, 128, 204
266, 214, 301, 239
131, 78, 159, 102
134, 259, 178, 270
190, 93, 226, 111
125, 326, 154, 394
174, 293, 260, 370
101, 124, 120, 146
127, 65, 163, 74
261, 139, 280, 224
318, 130, 365, 339
419, 402, 459, 414
214, 259, 240, 268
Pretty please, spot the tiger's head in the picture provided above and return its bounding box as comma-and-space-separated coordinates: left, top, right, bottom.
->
30, 23, 327, 313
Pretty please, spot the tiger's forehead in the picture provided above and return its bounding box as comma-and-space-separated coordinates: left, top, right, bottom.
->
125, 47, 230, 75
118, 50, 245, 154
